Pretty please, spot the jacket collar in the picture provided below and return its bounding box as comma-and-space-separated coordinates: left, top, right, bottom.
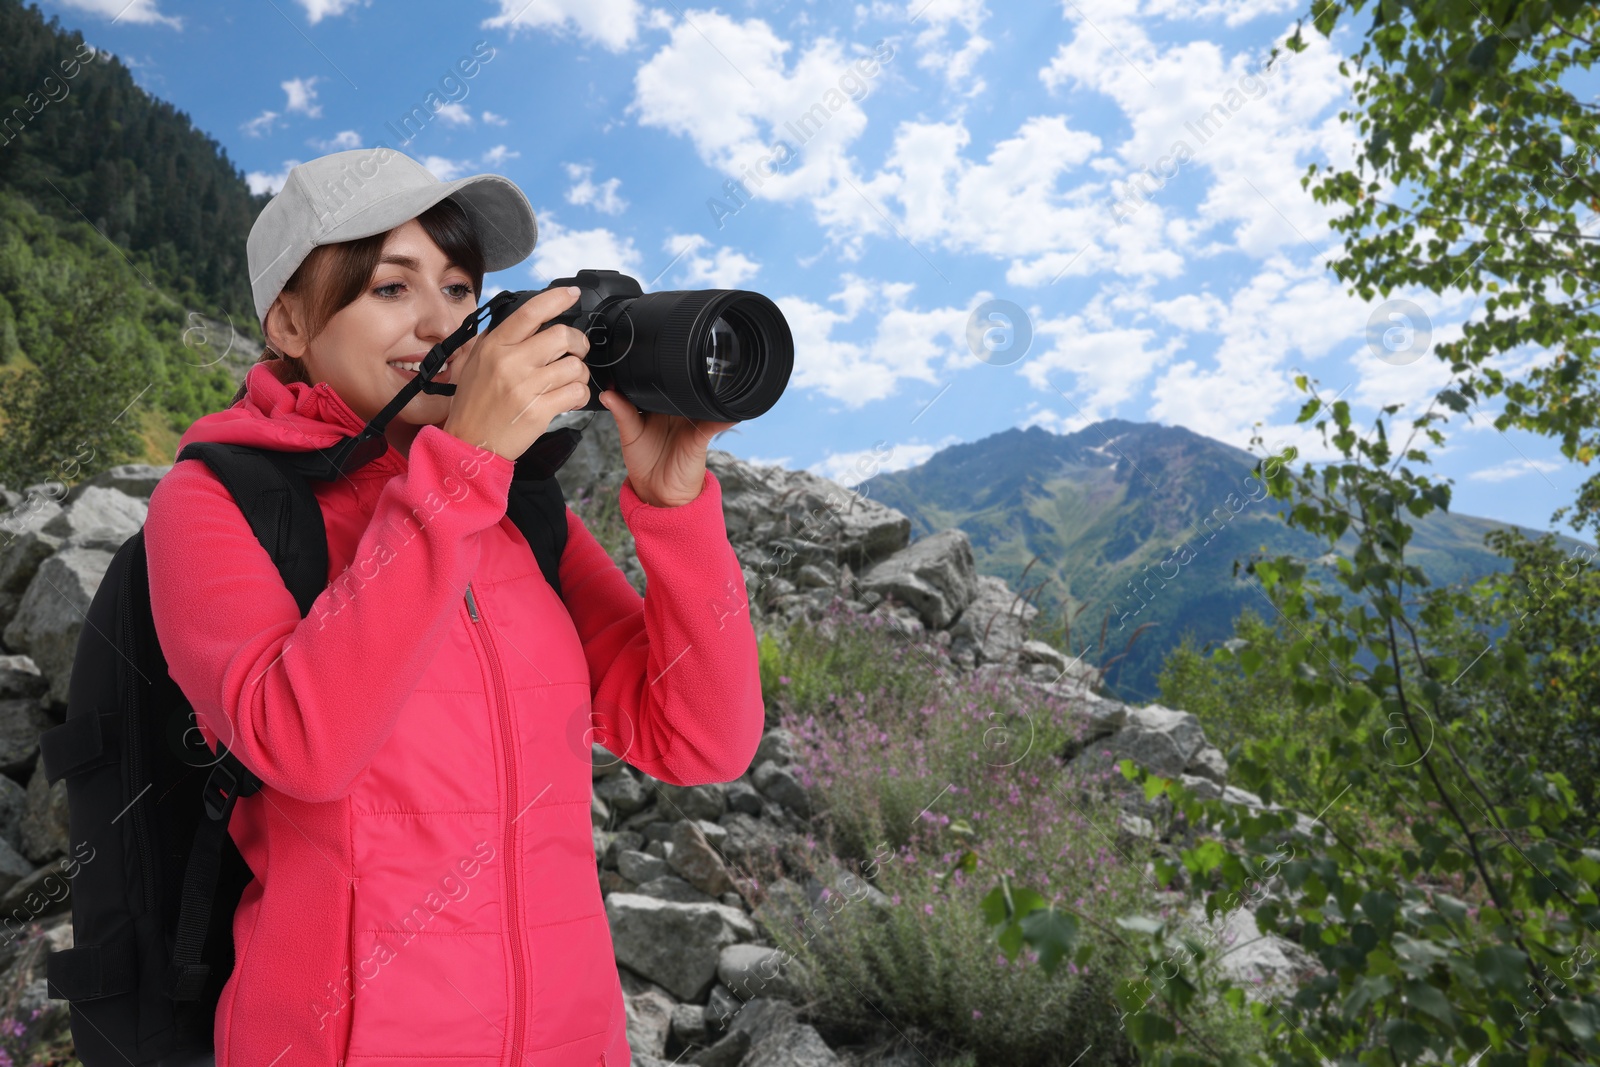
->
174, 358, 407, 479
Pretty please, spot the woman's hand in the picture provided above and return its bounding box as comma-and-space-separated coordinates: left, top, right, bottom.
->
596, 389, 736, 508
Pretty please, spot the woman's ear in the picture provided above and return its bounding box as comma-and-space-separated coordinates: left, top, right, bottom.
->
265, 293, 309, 360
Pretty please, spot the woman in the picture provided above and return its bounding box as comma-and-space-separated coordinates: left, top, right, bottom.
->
144, 148, 765, 1067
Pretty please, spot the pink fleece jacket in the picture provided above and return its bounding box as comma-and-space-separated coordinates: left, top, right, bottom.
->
143, 359, 764, 1067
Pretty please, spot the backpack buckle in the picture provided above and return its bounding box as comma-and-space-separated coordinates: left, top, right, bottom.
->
203, 749, 259, 821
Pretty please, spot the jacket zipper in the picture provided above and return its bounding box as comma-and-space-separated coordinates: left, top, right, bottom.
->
465, 580, 526, 1065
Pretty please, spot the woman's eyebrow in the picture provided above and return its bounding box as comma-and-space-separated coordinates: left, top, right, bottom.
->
378, 253, 464, 272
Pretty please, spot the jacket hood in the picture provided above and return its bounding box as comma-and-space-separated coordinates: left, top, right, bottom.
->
174, 358, 406, 478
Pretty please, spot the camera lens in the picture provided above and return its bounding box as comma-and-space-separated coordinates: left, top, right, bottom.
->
704, 310, 764, 402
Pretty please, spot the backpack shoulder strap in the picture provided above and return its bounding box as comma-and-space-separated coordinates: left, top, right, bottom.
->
175, 442, 332, 614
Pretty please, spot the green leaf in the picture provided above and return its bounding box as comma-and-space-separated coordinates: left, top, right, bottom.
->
1018, 907, 1080, 975
1474, 943, 1529, 995
1465, 36, 1498, 72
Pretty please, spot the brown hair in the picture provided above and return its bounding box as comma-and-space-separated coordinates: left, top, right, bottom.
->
230, 196, 487, 406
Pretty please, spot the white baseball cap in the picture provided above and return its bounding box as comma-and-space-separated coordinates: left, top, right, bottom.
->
246, 146, 538, 328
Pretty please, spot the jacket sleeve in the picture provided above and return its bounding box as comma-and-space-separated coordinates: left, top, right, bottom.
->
144, 425, 516, 803
557, 468, 764, 787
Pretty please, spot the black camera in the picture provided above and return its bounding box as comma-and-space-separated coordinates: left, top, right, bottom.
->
333, 270, 792, 480
492, 269, 795, 423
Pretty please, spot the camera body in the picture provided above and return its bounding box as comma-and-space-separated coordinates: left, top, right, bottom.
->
485, 268, 793, 423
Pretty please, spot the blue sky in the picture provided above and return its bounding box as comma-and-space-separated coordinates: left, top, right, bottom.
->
32, 0, 1594, 538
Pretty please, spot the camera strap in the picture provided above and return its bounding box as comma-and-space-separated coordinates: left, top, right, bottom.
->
314, 291, 526, 477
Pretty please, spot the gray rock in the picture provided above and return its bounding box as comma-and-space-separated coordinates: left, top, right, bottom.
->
656, 781, 727, 823
0, 656, 46, 700
40, 485, 147, 544
746, 1021, 842, 1067
0, 771, 29, 855
755, 729, 798, 767
1186, 744, 1228, 783
603, 830, 644, 868
1178, 773, 1223, 800
718, 942, 807, 1002
65, 465, 172, 504
624, 987, 676, 1060
752, 760, 811, 818
704, 981, 741, 1035
0, 699, 52, 777
671, 1000, 711, 1046
859, 527, 979, 630
706, 454, 911, 573
945, 574, 1038, 666
668, 820, 736, 897
0, 517, 63, 600
4, 545, 117, 709
618, 849, 671, 885
726, 779, 764, 816
19, 751, 69, 864
591, 791, 610, 827
595, 768, 653, 816
0, 857, 74, 921
1183, 901, 1317, 998
605, 892, 759, 1001
0, 834, 35, 900
632, 875, 718, 906
592, 741, 627, 779
1076, 703, 1208, 779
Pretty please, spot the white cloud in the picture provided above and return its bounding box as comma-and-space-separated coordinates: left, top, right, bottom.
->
50, 0, 180, 28
528, 211, 643, 282
565, 164, 628, 215
661, 234, 759, 288
245, 160, 303, 196
1470, 458, 1563, 483
282, 76, 322, 118
420, 156, 468, 181
435, 102, 473, 127
481, 0, 644, 52
1142, 0, 1301, 27
482, 110, 509, 126
481, 145, 520, 169
1038, 8, 1351, 259
631, 11, 895, 226
311, 129, 362, 151
773, 276, 1039, 408
293, 0, 369, 23
742, 454, 795, 471
906, 0, 991, 95
808, 437, 961, 488
421, 147, 520, 180
242, 110, 280, 138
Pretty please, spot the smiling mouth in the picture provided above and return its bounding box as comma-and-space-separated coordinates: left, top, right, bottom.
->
389, 360, 451, 383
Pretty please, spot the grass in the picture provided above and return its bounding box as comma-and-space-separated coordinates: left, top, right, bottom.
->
749, 597, 1265, 1065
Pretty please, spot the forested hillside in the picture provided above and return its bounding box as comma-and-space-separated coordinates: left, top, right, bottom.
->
0, 0, 269, 323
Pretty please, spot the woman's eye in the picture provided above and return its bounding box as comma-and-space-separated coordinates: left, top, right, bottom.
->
373, 282, 474, 299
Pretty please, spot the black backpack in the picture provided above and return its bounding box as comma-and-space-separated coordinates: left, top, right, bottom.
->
38, 424, 582, 1066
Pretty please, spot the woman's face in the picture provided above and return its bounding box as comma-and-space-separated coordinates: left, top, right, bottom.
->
274, 218, 480, 457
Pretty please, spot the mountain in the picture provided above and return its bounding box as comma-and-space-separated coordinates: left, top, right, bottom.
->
0, 0, 271, 325
856, 420, 1588, 704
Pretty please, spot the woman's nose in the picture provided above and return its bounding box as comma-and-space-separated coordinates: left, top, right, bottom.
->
418, 285, 467, 343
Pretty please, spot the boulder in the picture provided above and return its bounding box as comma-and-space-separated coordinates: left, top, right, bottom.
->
858, 528, 979, 630
605, 893, 759, 1001
65, 465, 172, 504
4, 546, 117, 709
